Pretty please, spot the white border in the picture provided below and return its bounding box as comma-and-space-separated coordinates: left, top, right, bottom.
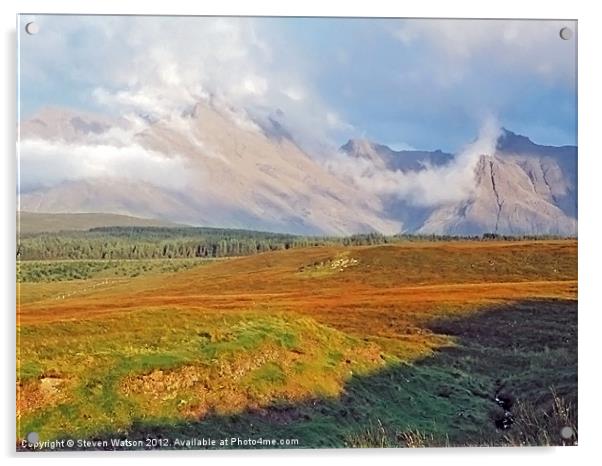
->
2, 1, 600, 465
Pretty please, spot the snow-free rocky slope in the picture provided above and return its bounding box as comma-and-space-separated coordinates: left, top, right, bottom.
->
340, 130, 577, 236
19, 104, 399, 236
20, 103, 577, 236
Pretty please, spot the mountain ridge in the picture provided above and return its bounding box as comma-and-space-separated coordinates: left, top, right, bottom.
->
19, 103, 400, 236
19, 105, 577, 236
338, 128, 577, 236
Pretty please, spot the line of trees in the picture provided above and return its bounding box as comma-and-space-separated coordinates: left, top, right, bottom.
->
16, 226, 572, 261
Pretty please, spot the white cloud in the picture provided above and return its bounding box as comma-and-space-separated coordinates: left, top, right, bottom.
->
392, 19, 576, 84
328, 117, 501, 207
237, 76, 269, 97
282, 87, 306, 102
326, 112, 353, 131
18, 138, 192, 193
20, 15, 352, 151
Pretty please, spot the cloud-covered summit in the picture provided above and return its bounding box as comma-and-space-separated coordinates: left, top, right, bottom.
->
17, 16, 577, 236
18, 15, 576, 152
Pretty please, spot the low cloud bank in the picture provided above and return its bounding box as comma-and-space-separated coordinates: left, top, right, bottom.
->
327, 118, 501, 207
18, 138, 191, 193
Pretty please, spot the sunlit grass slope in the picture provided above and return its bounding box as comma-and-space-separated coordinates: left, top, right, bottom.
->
18, 310, 387, 440
17, 240, 577, 445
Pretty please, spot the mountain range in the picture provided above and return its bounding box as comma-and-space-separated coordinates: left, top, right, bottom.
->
340, 130, 577, 236
18, 102, 577, 236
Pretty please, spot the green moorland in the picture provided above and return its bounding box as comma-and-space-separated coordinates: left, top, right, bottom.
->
16, 235, 577, 449
17, 258, 214, 283
17, 297, 577, 448
18, 310, 387, 442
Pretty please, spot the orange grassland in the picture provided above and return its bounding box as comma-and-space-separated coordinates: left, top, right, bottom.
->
16, 239, 577, 440
18, 240, 577, 327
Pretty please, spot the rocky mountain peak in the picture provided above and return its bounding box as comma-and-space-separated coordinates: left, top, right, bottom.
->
18, 105, 577, 236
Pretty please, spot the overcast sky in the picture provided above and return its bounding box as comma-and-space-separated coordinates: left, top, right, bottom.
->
18, 15, 577, 152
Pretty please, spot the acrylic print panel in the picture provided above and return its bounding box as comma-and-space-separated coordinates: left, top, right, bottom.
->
16, 15, 577, 451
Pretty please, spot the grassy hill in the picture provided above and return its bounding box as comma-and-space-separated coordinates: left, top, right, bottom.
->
17, 212, 185, 235
16, 240, 577, 448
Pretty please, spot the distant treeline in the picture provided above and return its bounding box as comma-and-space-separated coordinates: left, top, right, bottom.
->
16, 226, 573, 261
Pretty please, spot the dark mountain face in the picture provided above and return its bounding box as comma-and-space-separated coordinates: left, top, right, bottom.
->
339, 131, 577, 236
496, 129, 577, 218
497, 128, 575, 155
18, 104, 576, 237
340, 138, 453, 172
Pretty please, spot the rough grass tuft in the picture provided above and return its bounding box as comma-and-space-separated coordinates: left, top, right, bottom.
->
502, 390, 577, 446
